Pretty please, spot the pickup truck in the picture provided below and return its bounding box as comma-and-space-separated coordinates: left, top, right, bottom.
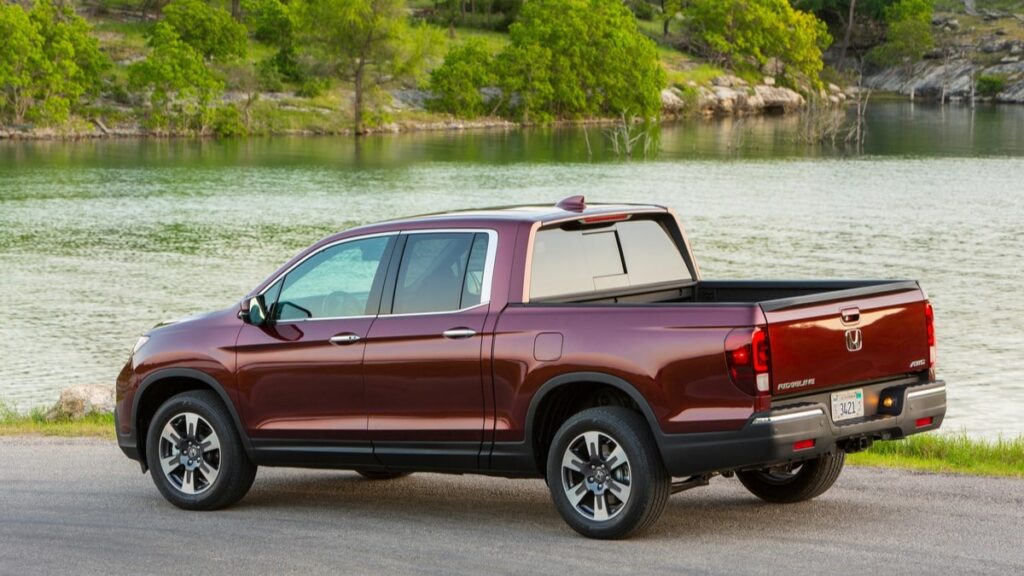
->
115, 196, 946, 539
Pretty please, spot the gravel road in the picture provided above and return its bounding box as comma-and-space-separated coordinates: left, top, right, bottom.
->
1, 437, 1021, 575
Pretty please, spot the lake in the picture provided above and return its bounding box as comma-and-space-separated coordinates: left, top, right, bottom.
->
1, 102, 1022, 437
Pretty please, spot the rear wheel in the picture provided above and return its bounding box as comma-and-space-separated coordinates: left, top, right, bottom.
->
355, 469, 412, 480
145, 390, 257, 510
546, 407, 670, 539
737, 451, 845, 503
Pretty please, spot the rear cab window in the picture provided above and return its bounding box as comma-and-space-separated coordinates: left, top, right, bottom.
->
529, 215, 692, 301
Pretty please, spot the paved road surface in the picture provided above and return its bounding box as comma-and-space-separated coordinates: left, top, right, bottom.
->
1, 437, 1022, 575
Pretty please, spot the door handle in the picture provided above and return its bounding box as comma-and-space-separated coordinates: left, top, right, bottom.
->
329, 333, 362, 345
442, 328, 477, 339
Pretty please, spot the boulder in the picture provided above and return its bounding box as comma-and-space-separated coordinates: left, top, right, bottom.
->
711, 74, 748, 88
763, 76, 775, 86
47, 385, 115, 420
761, 57, 785, 76
660, 88, 687, 113
754, 85, 805, 113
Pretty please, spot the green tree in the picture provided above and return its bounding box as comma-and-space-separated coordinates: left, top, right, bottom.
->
428, 40, 496, 117
0, 0, 109, 125
297, 0, 440, 134
868, 0, 933, 67
0, 3, 45, 124
129, 22, 224, 133
163, 0, 248, 61
497, 0, 664, 122
683, 0, 832, 86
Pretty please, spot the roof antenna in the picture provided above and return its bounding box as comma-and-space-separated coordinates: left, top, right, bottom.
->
556, 195, 586, 212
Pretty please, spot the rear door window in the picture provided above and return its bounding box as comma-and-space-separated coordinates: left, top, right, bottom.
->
391, 232, 489, 314
529, 217, 690, 300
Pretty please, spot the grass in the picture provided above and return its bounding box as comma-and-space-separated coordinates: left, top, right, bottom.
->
848, 432, 1024, 479
0, 402, 115, 439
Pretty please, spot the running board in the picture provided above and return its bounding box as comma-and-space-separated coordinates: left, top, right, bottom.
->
670, 474, 711, 494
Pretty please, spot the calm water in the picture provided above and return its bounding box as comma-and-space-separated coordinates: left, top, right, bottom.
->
1, 102, 1022, 437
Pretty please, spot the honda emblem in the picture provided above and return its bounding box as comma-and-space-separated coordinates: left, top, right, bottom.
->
845, 328, 863, 352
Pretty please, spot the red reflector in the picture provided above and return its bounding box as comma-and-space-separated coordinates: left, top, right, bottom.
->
915, 417, 934, 428
580, 213, 631, 224
924, 302, 935, 347
793, 439, 815, 451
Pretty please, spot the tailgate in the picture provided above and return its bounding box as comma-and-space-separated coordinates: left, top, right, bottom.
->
762, 282, 930, 396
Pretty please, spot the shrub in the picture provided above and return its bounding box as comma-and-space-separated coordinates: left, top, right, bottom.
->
976, 74, 1007, 98
683, 0, 831, 87
129, 22, 223, 133
296, 77, 330, 98
163, 0, 248, 61
243, 0, 294, 45
212, 105, 247, 137
428, 40, 496, 117
497, 0, 665, 122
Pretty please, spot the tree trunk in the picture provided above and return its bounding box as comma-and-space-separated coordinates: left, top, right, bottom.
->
232, 0, 241, 20
839, 0, 857, 69
353, 64, 365, 136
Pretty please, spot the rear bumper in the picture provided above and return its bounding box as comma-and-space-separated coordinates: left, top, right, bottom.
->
658, 380, 946, 478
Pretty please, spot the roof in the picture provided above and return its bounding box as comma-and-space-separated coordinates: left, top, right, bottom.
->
374, 198, 669, 227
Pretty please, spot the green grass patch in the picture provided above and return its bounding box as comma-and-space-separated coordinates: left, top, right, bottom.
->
0, 402, 115, 439
848, 432, 1024, 478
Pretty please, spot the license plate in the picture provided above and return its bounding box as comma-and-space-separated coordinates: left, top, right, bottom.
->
831, 389, 864, 422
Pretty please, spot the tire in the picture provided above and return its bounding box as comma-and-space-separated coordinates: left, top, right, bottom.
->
355, 469, 412, 480
737, 451, 846, 503
546, 407, 670, 539
145, 390, 257, 510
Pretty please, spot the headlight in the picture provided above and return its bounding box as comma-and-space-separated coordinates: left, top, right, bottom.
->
131, 336, 150, 356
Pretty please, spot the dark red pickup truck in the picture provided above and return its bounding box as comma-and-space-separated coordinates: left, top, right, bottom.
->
116, 197, 946, 538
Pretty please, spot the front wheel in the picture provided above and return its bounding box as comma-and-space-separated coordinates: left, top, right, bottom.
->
737, 451, 845, 503
546, 407, 670, 539
145, 390, 257, 510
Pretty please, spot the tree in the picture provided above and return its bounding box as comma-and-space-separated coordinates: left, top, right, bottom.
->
661, 0, 681, 37
497, 0, 665, 122
683, 0, 832, 86
868, 0, 933, 99
0, 0, 108, 125
428, 40, 496, 117
297, 0, 439, 134
129, 22, 224, 133
163, 0, 248, 61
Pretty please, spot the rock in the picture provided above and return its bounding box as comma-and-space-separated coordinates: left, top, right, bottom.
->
947, 19, 961, 31
711, 74, 748, 88
763, 76, 775, 86
981, 39, 1010, 53
761, 57, 785, 76
1011, 43, 1023, 55
47, 385, 115, 420
712, 86, 738, 113
1001, 56, 1021, 64
753, 85, 805, 113
827, 83, 842, 94
995, 29, 1007, 36
660, 88, 686, 113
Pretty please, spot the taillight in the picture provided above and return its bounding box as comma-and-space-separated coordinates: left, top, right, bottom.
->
925, 301, 936, 367
726, 327, 772, 411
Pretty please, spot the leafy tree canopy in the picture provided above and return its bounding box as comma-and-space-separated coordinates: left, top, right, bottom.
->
683, 0, 832, 86
428, 40, 496, 118
0, 0, 108, 125
129, 22, 223, 132
868, 0, 934, 67
163, 0, 248, 61
498, 0, 665, 121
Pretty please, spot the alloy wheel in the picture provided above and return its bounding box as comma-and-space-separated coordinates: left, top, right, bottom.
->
158, 412, 221, 495
560, 431, 632, 522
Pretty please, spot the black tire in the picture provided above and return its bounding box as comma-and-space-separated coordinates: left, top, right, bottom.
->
355, 469, 412, 480
145, 390, 257, 510
737, 451, 846, 503
546, 407, 670, 539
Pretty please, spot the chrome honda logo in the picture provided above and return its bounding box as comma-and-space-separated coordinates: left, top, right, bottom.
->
845, 328, 863, 352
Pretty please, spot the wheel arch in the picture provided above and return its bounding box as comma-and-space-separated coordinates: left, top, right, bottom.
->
133, 368, 252, 469
525, 372, 665, 475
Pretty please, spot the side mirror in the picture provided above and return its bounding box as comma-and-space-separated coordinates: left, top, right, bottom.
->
242, 296, 268, 326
